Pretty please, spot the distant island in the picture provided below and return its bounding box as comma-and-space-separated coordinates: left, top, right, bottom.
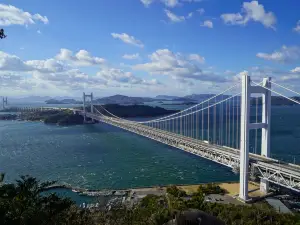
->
45, 99, 82, 104
36, 94, 300, 107
1, 105, 178, 125
95, 104, 179, 118
162, 102, 197, 106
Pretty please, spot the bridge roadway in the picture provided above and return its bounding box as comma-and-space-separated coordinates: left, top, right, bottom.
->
77, 110, 300, 191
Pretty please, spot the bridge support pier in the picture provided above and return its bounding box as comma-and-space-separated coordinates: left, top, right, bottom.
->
239, 74, 272, 201
260, 78, 271, 194
239, 74, 250, 201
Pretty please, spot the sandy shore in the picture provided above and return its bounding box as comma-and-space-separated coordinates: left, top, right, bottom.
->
129, 181, 263, 198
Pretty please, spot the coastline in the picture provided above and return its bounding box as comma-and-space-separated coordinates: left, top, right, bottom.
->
44, 180, 261, 198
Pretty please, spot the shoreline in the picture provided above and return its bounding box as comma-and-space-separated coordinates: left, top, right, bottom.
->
44, 180, 260, 198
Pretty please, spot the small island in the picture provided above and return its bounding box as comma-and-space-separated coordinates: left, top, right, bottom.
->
19, 110, 84, 126
0, 114, 18, 120
162, 101, 197, 106
45, 99, 82, 104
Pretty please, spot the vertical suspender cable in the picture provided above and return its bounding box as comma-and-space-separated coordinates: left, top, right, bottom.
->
232, 95, 235, 148
228, 99, 231, 147
236, 95, 239, 149
225, 99, 228, 146
218, 96, 221, 145
196, 105, 198, 139
214, 97, 217, 144
202, 103, 204, 140
255, 96, 258, 154
208, 100, 210, 143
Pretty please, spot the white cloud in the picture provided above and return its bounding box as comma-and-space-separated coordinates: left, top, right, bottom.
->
0, 51, 106, 91
111, 33, 144, 48
201, 20, 213, 28
37, 30, 41, 34
279, 67, 300, 81
140, 0, 201, 8
189, 54, 205, 63
26, 59, 69, 73
133, 49, 225, 83
293, 20, 300, 33
187, 12, 193, 19
291, 67, 300, 73
161, 0, 180, 7
140, 0, 155, 7
97, 68, 161, 86
0, 51, 32, 71
0, 50, 161, 94
182, 0, 203, 2
221, 1, 276, 29
0, 3, 49, 26
164, 9, 185, 22
197, 8, 205, 15
256, 46, 300, 63
56, 49, 105, 66
122, 53, 140, 60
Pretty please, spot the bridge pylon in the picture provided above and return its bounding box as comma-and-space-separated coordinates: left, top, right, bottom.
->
239, 74, 271, 201
2, 97, 8, 109
82, 92, 94, 123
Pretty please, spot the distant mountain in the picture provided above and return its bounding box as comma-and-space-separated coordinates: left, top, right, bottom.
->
155, 95, 179, 100
10, 96, 52, 102
173, 97, 196, 102
184, 94, 231, 102
94, 95, 155, 105
45, 99, 82, 104
95, 104, 179, 118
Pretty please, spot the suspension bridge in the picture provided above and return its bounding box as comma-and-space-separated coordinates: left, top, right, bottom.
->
2, 74, 300, 202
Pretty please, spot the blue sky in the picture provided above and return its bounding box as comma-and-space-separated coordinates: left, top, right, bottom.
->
0, 0, 300, 97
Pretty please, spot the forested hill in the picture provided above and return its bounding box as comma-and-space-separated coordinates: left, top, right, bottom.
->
95, 104, 179, 118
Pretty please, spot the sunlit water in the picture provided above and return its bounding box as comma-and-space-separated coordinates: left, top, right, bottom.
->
0, 121, 237, 189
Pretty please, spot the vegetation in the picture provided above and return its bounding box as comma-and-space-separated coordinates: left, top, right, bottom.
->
166, 185, 187, 197
1, 176, 300, 224
0, 114, 17, 120
197, 183, 226, 195
0, 175, 93, 225
20, 110, 84, 125
0, 29, 6, 39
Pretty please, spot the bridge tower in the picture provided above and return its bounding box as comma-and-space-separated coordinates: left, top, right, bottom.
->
2, 97, 7, 109
239, 74, 271, 201
82, 92, 94, 122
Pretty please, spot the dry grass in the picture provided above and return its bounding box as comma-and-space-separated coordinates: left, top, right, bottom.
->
177, 181, 264, 197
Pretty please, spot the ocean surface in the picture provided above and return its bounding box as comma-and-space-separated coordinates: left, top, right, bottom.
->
0, 120, 237, 189
0, 102, 300, 204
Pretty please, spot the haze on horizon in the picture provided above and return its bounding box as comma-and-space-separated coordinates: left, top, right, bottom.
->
1, 0, 300, 98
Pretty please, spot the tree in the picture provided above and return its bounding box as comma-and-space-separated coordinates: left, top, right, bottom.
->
0, 29, 6, 39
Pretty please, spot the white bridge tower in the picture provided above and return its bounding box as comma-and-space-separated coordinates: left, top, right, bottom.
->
239, 74, 271, 201
2, 97, 8, 109
82, 92, 94, 122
